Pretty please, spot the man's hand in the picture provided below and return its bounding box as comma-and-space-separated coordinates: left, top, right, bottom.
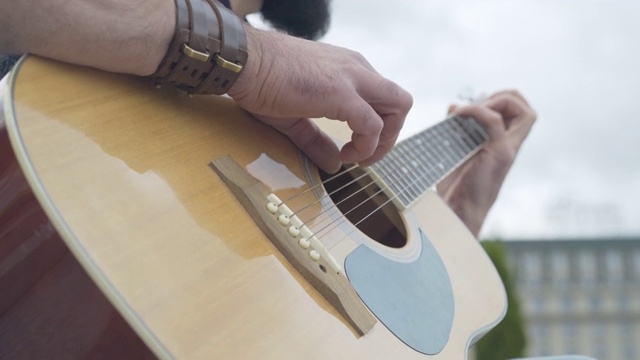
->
228, 26, 413, 173
438, 90, 537, 237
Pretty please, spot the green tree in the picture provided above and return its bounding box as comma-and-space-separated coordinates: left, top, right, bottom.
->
475, 240, 527, 360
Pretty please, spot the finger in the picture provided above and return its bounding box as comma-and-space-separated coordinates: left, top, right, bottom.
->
352, 77, 413, 164
485, 94, 537, 148
357, 104, 406, 166
489, 89, 531, 107
454, 104, 507, 142
337, 97, 385, 164
284, 120, 343, 174
485, 93, 533, 124
448, 104, 459, 116
256, 115, 342, 173
357, 127, 400, 167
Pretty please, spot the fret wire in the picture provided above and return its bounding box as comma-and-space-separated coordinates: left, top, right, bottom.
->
394, 141, 430, 197
441, 118, 474, 155
455, 116, 487, 145
440, 119, 475, 160
448, 118, 477, 152
371, 159, 402, 198
415, 131, 447, 182
433, 122, 464, 165
416, 134, 443, 185
387, 149, 414, 197
452, 116, 479, 144
425, 124, 457, 175
373, 115, 488, 207
406, 142, 429, 198
428, 141, 451, 180
445, 119, 474, 157
392, 147, 422, 200
405, 142, 434, 190
377, 151, 410, 201
409, 137, 439, 188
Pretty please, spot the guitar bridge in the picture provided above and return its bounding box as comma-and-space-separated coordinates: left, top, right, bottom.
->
210, 155, 376, 336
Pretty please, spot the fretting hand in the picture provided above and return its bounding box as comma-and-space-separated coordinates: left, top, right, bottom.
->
437, 90, 537, 237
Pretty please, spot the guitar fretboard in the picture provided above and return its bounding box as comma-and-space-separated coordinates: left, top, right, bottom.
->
370, 116, 488, 208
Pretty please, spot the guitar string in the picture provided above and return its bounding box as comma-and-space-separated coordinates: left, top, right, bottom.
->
286, 118, 472, 225
307, 120, 486, 245
307, 139, 465, 241
288, 139, 445, 233
326, 119, 486, 246
275, 112, 482, 207
308, 178, 392, 239
275, 115, 479, 211
292, 177, 378, 226
287, 169, 371, 218
271, 164, 388, 231
271, 116, 485, 246
278, 164, 360, 205
311, 145, 454, 240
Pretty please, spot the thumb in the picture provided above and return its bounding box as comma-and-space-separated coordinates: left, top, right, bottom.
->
448, 104, 459, 116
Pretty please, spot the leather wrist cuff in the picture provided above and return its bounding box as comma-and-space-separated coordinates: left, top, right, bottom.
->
150, 0, 248, 95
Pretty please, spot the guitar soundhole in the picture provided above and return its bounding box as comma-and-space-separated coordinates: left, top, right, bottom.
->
319, 167, 407, 248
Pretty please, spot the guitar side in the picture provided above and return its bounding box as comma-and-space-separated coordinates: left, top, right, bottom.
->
1, 56, 506, 359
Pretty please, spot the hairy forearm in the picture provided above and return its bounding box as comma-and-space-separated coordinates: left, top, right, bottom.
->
0, 0, 175, 75
440, 154, 513, 238
444, 192, 489, 239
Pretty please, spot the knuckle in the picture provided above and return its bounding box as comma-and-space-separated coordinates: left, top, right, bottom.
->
400, 90, 414, 113
349, 50, 367, 63
380, 80, 413, 114
485, 112, 505, 127
362, 106, 383, 133
505, 88, 521, 97
500, 148, 517, 166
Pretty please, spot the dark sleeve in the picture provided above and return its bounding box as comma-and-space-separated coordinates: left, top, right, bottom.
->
0, 55, 19, 79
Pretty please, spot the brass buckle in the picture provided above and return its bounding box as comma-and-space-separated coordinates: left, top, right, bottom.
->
181, 43, 210, 62
214, 54, 243, 73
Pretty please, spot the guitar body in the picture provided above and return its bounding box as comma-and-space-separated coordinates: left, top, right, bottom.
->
0, 56, 506, 359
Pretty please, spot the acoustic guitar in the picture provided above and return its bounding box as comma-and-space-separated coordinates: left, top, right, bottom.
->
0, 56, 506, 359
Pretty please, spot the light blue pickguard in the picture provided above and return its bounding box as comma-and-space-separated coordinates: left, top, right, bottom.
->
344, 229, 455, 355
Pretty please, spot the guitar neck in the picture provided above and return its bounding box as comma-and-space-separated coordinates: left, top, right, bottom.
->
370, 116, 488, 208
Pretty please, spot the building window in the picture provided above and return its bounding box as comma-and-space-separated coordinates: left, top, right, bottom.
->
633, 250, 640, 279
578, 250, 597, 287
551, 251, 570, 288
605, 250, 624, 285
521, 252, 543, 287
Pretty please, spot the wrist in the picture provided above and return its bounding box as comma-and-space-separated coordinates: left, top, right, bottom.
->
443, 192, 487, 238
139, 1, 176, 76
227, 25, 261, 101
149, 0, 248, 95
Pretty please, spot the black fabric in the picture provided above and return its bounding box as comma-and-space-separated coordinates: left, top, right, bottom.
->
260, 0, 331, 40
0, 54, 18, 79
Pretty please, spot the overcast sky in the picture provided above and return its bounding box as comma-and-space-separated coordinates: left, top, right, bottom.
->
255, 0, 640, 240
312, 0, 640, 240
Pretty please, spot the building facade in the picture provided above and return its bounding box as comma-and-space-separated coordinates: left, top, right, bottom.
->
501, 238, 640, 359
